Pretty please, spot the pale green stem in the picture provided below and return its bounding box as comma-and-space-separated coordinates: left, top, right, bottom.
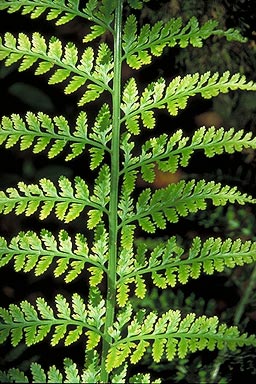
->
100, 1, 123, 382
210, 264, 256, 383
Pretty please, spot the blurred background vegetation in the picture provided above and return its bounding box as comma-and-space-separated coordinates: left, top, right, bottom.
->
0, 0, 256, 382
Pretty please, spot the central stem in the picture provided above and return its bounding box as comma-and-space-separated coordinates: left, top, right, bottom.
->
101, 1, 123, 381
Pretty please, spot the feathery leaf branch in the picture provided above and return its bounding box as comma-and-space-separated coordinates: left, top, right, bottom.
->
0, 229, 109, 282
0, 293, 105, 347
121, 127, 256, 179
106, 309, 256, 372
0, 0, 116, 32
118, 236, 256, 294
0, 32, 113, 105
122, 15, 246, 69
0, 109, 111, 161
121, 72, 256, 134
0, 176, 108, 224
121, 180, 255, 232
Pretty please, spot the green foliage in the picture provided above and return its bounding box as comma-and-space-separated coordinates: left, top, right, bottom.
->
122, 15, 246, 69
107, 309, 256, 372
121, 126, 256, 179
0, 0, 117, 31
0, 175, 110, 224
121, 72, 256, 133
0, 0, 80, 26
0, 228, 109, 282
133, 180, 255, 232
117, 237, 256, 299
0, 291, 106, 352
0, 1, 256, 382
0, 109, 111, 161
0, 32, 113, 106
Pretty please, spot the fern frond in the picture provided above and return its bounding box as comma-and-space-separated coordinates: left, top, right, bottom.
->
120, 236, 256, 294
88, 104, 112, 168
118, 170, 137, 221
0, 33, 113, 105
0, 351, 111, 383
120, 133, 139, 171
110, 364, 129, 384
122, 16, 246, 69
0, 176, 107, 223
106, 309, 256, 372
0, 0, 82, 26
0, 356, 102, 383
91, 165, 111, 207
0, 368, 29, 383
0, 0, 116, 31
89, 103, 112, 146
0, 293, 105, 348
82, 350, 101, 384
0, 229, 108, 282
82, 0, 116, 41
0, 111, 110, 161
122, 127, 256, 178
122, 180, 255, 232
121, 73, 256, 133
87, 290, 106, 329
126, 0, 150, 10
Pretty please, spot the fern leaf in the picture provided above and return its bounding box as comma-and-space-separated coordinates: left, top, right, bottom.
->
81, 350, 101, 383
87, 209, 103, 229
82, 0, 116, 39
107, 309, 256, 371
30, 363, 46, 383
117, 280, 131, 307
130, 340, 149, 364
121, 73, 256, 133
86, 330, 101, 350
120, 224, 136, 251
65, 326, 83, 346
116, 303, 133, 331
86, 105, 112, 168
0, 229, 105, 282
88, 266, 104, 287
87, 230, 108, 271
47, 365, 63, 383
153, 338, 166, 363
130, 126, 256, 179
110, 365, 129, 384
106, 342, 134, 373
117, 252, 135, 300
123, 16, 246, 69
0, 176, 104, 223
0, 0, 83, 26
0, 368, 29, 383
131, 180, 255, 231
78, 83, 105, 106
64, 358, 80, 383
91, 165, 111, 207
84, 24, 107, 43
96, 39, 113, 67
122, 78, 139, 114
0, 360, 84, 383
134, 274, 147, 299
126, 236, 256, 291
87, 294, 106, 329
0, 294, 101, 348
127, 0, 149, 10
118, 170, 137, 221
0, 360, 83, 383
0, 33, 112, 105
